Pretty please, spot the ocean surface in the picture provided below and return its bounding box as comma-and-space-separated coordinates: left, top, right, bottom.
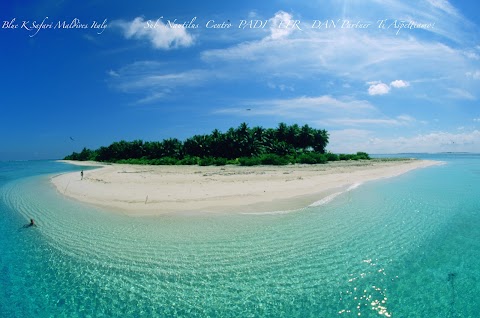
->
0, 155, 479, 317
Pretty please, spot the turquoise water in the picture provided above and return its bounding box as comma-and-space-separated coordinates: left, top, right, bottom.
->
0, 155, 479, 317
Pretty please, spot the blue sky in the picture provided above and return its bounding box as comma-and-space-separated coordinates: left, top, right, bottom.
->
1, 0, 480, 159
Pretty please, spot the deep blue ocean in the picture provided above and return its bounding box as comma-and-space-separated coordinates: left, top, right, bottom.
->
1, 155, 479, 317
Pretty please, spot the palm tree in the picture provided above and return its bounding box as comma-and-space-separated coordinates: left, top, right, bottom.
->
298, 124, 314, 151
235, 122, 252, 157
276, 122, 288, 143
65, 122, 332, 164
251, 126, 266, 156
272, 141, 294, 156
161, 138, 182, 158
262, 128, 277, 154
108, 140, 129, 160
77, 147, 89, 161
128, 139, 145, 159
224, 127, 238, 159
286, 124, 300, 149
210, 129, 225, 158
144, 141, 163, 159
184, 135, 210, 158
312, 129, 329, 153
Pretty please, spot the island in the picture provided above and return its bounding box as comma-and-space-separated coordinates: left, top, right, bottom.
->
55, 123, 441, 215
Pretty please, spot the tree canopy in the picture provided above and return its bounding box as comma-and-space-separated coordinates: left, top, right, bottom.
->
64, 122, 369, 165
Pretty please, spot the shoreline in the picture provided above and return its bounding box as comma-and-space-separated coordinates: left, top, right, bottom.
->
52, 159, 442, 216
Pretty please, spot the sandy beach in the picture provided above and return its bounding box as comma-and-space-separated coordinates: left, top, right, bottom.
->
51, 159, 441, 215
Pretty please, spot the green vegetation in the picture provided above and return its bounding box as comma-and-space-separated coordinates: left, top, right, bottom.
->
64, 122, 370, 166
339, 152, 370, 161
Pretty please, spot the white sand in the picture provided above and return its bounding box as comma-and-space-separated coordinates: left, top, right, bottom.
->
51, 159, 442, 216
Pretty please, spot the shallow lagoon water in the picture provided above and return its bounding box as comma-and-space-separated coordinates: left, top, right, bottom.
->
1, 155, 479, 317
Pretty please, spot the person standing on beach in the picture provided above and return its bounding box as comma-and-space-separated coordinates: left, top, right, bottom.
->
81, 170, 84, 180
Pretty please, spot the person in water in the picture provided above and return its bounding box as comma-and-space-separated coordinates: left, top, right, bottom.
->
23, 218, 36, 228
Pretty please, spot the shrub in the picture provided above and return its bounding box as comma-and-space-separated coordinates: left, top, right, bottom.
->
356, 152, 370, 160
259, 154, 290, 165
297, 153, 317, 164
198, 157, 216, 166
297, 152, 328, 164
325, 152, 339, 161
179, 156, 199, 165
197, 157, 227, 166
227, 158, 239, 165
156, 157, 178, 165
338, 153, 369, 161
213, 157, 227, 166
238, 157, 261, 166
117, 158, 148, 165
313, 153, 327, 164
